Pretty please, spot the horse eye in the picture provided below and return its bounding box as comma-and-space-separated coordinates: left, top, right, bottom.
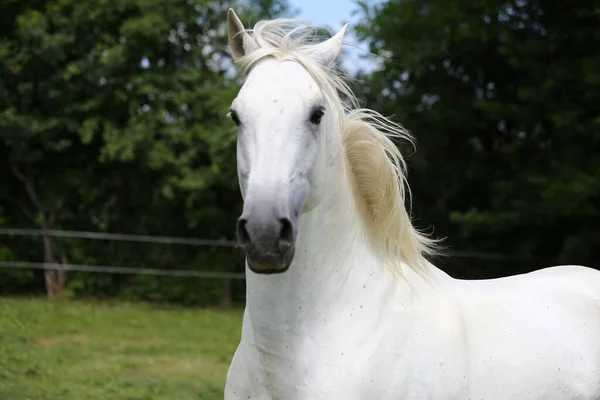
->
310, 108, 325, 125
230, 110, 241, 126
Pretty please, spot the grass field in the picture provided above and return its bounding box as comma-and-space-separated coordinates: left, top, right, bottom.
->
0, 297, 243, 400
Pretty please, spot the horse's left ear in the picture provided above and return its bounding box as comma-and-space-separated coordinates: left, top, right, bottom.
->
304, 23, 349, 66
227, 8, 258, 60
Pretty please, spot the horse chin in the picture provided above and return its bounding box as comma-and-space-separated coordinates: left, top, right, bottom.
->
246, 247, 295, 275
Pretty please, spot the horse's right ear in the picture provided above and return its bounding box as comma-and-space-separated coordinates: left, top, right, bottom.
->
227, 8, 258, 60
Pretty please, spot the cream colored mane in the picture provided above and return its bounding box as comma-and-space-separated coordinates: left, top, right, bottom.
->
232, 18, 438, 277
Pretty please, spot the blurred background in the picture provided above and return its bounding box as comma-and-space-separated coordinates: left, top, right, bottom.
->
1, 0, 598, 398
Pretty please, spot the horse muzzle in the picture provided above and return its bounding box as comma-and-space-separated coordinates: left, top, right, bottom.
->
236, 207, 297, 274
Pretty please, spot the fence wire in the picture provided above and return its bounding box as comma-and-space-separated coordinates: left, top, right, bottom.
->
0, 261, 245, 280
0, 227, 543, 281
0, 228, 237, 247
0, 228, 532, 260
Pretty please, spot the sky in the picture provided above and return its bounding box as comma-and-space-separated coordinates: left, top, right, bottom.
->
292, 0, 359, 27
290, 0, 381, 72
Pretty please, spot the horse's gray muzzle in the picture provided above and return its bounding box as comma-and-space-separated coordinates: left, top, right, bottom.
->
236, 206, 296, 274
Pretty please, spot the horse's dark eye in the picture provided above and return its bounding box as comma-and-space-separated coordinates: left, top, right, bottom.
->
230, 110, 241, 126
310, 108, 325, 125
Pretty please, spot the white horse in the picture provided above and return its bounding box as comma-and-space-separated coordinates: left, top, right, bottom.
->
223, 8, 600, 400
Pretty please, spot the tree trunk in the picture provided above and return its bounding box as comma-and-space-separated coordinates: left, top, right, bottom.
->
42, 232, 56, 297
58, 253, 68, 294
42, 232, 66, 298
11, 163, 68, 298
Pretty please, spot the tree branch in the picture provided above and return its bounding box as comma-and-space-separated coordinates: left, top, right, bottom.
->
10, 163, 45, 224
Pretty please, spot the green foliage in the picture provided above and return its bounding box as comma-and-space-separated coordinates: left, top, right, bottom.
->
0, 0, 288, 302
0, 297, 243, 399
355, 0, 600, 274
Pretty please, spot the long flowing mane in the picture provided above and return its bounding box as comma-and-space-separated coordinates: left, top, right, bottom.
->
232, 18, 439, 277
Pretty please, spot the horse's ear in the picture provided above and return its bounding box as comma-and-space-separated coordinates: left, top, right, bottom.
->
227, 8, 258, 60
304, 23, 349, 66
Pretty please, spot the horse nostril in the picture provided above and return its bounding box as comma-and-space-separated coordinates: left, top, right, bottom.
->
236, 218, 251, 249
279, 218, 294, 247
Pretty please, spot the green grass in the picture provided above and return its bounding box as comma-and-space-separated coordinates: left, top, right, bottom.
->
0, 297, 243, 400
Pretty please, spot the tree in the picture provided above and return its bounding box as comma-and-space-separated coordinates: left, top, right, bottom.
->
354, 0, 600, 277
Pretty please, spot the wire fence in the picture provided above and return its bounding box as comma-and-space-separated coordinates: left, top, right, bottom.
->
0, 228, 242, 281
0, 261, 245, 280
0, 227, 538, 281
0, 228, 237, 247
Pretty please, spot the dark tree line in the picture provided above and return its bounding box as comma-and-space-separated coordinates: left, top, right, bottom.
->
353, 0, 600, 278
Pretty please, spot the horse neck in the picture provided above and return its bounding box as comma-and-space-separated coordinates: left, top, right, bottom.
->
244, 120, 417, 337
